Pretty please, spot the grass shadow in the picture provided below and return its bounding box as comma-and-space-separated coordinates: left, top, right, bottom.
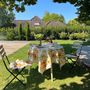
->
37, 62, 89, 81
3, 66, 46, 90
26, 67, 46, 90
60, 43, 76, 54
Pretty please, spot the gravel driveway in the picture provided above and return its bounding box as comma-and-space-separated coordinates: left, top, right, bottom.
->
0, 41, 30, 56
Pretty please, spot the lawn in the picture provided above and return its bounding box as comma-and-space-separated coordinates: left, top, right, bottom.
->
0, 40, 90, 90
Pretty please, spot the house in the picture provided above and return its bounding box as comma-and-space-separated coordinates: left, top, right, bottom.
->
13, 16, 45, 28
30, 16, 45, 27
13, 16, 66, 28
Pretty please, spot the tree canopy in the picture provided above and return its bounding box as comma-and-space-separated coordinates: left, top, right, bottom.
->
67, 19, 80, 26
0, 0, 90, 22
0, 0, 37, 12
0, 7, 15, 27
42, 12, 65, 23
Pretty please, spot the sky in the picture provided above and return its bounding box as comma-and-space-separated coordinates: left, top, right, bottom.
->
14, 0, 78, 23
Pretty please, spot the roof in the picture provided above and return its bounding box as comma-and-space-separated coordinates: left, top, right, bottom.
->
13, 16, 66, 28
13, 20, 31, 27
46, 21, 66, 27
14, 16, 45, 27
30, 16, 45, 27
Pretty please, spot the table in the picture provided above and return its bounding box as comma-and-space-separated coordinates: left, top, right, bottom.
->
28, 43, 66, 81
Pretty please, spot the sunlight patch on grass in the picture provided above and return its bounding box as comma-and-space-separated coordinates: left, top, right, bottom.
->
39, 74, 88, 90
63, 76, 85, 85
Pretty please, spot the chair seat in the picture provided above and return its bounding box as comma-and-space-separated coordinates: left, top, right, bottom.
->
10, 59, 32, 70
66, 54, 77, 58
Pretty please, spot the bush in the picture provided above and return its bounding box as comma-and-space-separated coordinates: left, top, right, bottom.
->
59, 32, 68, 39
6, 28, 15, 40
80, 32, 89, 40
44, 27, 52, 38
30, 32, 35, 40
0, 28, 7, 40
25, 22, 31, 41
18, 23, 23, 40
69, 32, 89, 40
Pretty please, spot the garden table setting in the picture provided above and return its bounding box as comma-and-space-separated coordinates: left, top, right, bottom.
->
28, 42, 67, 81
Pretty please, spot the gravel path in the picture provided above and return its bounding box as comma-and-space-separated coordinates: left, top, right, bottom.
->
0, 41, 30, 56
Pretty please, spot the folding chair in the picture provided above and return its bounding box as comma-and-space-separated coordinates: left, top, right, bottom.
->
66, 45, 83, 66
77, 46, 90, 68
0, 45, 29, 90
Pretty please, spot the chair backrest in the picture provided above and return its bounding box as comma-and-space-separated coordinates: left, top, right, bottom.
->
76, 45, 83, 62
0, 45, 10, 65
0, 45, 6, 58
72, 41, 83, 49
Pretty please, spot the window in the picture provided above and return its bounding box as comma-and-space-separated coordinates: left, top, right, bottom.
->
34, 22, 40, 26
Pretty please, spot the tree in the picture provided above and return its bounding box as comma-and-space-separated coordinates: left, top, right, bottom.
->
42, 12, 65, 23
0, 0, 37, 12
83, 20, 90, 26
25, 22, 31, 41
67, 19, 80, 26
0, 7, 7, 27
0, 7, 15, 27
18, 23, 23, 40
75, 0, 90, 21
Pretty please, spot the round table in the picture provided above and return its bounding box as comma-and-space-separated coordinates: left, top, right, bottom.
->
28, 43, 66, 81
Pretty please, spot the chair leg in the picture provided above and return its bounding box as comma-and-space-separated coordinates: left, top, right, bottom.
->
4, 68, 25, 89
4, 74, 25, 90
17, 69, 25, 78
11, 68, 26, 85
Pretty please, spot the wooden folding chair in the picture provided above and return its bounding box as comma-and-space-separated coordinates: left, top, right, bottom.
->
0, 45, 28, 90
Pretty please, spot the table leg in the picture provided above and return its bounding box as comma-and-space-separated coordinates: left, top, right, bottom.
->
59, 61, 61, 70
51, 64, 53, 81
28, 66, 30, 75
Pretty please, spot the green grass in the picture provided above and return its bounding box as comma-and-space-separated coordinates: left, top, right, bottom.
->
0, 40, 90, 90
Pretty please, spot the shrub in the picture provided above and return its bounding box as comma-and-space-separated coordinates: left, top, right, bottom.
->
69, 33, 74, 40
44, 27, 52, 38
59, 32, 68, 39
69, 32, 89, 40
0, 28, 7, 40
6, 28, 15, 40
25, 22, 31, 41
30, 32, 35, 40
18, 23, 23, 40
33, 27, 43, 34
80, 32, 89, 40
